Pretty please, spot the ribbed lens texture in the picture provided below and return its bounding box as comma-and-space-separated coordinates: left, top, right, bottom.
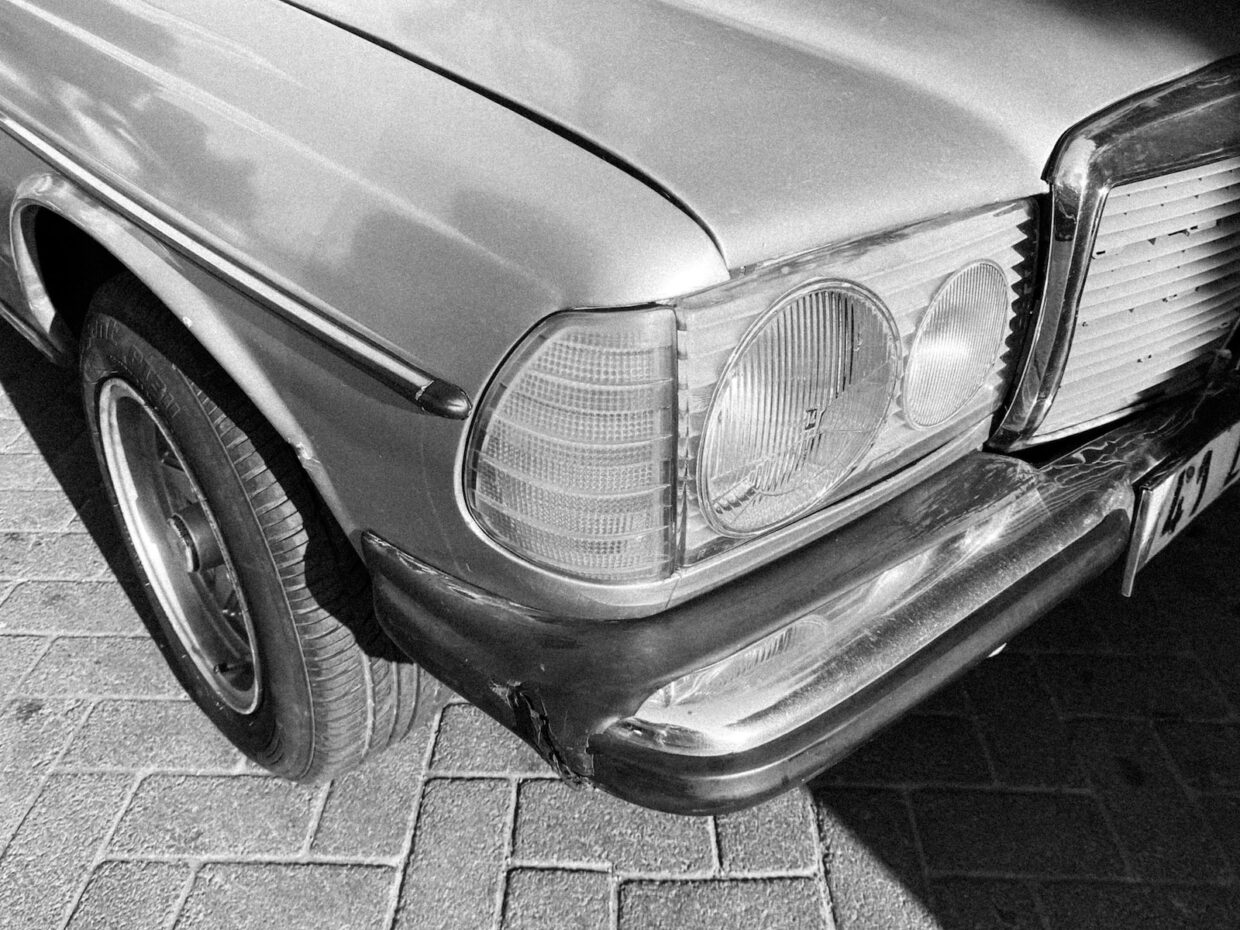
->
467, 312, 677, 582
903, 260, 1010, 428
699, 285, 898, 535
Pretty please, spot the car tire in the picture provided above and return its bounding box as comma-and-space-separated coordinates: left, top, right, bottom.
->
79, 271, 418, 781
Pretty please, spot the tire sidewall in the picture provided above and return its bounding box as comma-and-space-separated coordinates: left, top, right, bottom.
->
80, 299, 317, 779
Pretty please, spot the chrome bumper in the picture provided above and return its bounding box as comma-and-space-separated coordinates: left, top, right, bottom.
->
364, 379, 1239, 814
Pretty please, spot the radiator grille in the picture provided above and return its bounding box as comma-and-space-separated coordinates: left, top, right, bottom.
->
1039, 156, 1240, 436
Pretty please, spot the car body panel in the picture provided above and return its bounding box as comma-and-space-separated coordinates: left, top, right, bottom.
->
0, 149, 469, 566
0, 0, 729, 401
288, 0, 1240, 267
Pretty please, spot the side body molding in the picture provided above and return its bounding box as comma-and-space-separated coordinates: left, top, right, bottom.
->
8, 171, 332, 507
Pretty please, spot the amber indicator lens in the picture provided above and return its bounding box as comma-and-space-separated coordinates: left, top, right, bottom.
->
698, 282, 899, 536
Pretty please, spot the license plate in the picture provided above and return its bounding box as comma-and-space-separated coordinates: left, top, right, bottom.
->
1122, 418, 1240, 595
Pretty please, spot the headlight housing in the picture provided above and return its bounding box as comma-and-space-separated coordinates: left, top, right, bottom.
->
464, 201, 1036, 586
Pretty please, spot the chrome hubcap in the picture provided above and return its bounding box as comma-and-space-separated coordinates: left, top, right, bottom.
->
98, 378, 261, 713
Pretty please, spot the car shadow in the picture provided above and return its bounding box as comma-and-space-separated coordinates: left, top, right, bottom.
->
807, 526, 1240, 928
0, 322, 143, 597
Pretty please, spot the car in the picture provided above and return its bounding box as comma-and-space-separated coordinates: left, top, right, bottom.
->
1, 1, 1238, 815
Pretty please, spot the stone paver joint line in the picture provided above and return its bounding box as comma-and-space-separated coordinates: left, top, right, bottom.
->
57, 772, 147, 929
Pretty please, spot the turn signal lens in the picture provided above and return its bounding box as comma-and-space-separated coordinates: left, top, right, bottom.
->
903, 260, 1011, 428
464, 310, 677, 582
698, 282, 900, 536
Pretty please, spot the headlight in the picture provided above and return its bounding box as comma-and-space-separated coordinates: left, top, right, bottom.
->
464, 201, 1036, 586
699, 281, 900, 535
903, 260, 1012, 429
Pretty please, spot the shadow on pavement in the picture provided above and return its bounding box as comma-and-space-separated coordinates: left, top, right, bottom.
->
0, 324, 143, 598
809, 499, 1240, 928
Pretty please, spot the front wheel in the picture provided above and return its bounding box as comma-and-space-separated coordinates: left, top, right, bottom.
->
80, 272, 418, 780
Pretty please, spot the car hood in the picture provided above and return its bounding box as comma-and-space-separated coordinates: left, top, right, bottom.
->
289, 0, 1239, 268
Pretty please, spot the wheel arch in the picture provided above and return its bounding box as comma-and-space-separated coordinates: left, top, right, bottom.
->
8, 172, 354, 541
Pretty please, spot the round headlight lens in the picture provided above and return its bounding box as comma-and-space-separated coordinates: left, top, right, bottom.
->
698, 281, 900, 536
903, 260, 1010, 429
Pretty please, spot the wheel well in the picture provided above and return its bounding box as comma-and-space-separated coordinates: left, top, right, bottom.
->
26, 207, 126, 338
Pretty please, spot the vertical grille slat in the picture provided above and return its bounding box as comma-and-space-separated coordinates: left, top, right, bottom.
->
1038, 158, 1240, 435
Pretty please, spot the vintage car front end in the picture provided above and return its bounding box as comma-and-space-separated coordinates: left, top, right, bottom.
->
2, 1, 1239, 814
363, 58, 1240, 813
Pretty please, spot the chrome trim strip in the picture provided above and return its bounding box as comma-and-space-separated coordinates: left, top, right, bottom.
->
0, 111, 471, 418
994, 56, 1240, 449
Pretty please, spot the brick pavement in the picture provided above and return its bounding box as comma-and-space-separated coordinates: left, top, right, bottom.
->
2, 322, 1239, 928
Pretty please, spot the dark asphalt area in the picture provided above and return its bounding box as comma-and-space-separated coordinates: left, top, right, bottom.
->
2, 320, 1239, 928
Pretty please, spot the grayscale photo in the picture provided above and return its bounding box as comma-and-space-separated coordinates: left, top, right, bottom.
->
0, 1, 1238, 927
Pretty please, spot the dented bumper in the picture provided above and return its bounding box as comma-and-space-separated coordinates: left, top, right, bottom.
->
364, 381, 1239, 814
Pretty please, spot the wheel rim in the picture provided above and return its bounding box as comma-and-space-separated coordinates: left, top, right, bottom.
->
98, 377, 261, 714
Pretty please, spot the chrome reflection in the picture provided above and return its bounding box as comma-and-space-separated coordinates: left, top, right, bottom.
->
995, 56, 1240, 448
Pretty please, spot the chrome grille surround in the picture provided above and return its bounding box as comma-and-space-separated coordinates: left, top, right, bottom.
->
994, 56, 1240, 448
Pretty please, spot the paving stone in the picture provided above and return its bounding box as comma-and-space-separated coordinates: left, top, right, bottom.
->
0, 634, 47, 696
430, 703, 547, 775
0, 532, 113, 581
618, 879, 827, 930
178, 863, 395, 930
1197, 795, 1240, 878
18, 636, 179, 697
38, 454, 104, 495
1036, 881, 1240, 930
911, 790, 1125, 878
0, 581, 144, 635
918, 680, 971, 716
0, 332, 40, 378
0, 696, 89, 771
3, 407, 85, 455
312, 738, 428, 858
929, 878, 1042, 930
66, 860, 190, 930
502, 869, 610, 930
514, 780, 713, 874
817, 714, 991, 786
715, 788, 817, 873
62, 699, 235, 771
1070, 719, 1231, 882
110, 774, 319, 856
0, 453, 57, 489
1190, 626, 1240, 722
0, 773, 132, 930
1036, 653, 1230, 720
813, 787, 937, 930
0, 418, 32, 452
0, 768, 42, 847
0, 362, 78, 406
0, 490, 78, 530
1121, 572, 1219, 655
968, 652, 1085, 788
1155, 721, 1240, 793
1010, 591, 1116, 654
395, 778, 509, 930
